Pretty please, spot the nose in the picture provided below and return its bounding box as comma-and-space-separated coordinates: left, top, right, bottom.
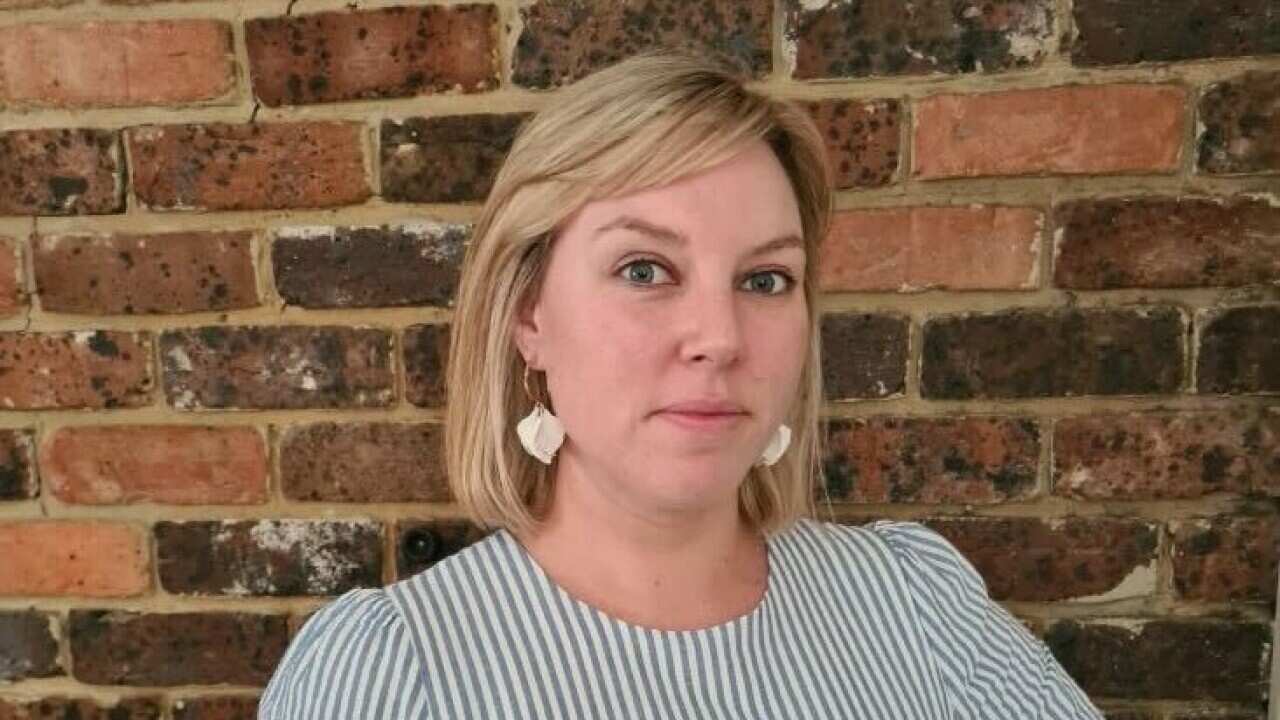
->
678, 285, 743, 367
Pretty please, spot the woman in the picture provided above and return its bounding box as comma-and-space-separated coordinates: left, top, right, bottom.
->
258, 51, 1104, 719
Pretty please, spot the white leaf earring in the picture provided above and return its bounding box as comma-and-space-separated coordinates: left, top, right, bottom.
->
756, 424, 792, 467
516, 362, 565, 464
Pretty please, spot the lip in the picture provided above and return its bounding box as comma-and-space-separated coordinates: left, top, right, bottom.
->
655, 399, 748, 432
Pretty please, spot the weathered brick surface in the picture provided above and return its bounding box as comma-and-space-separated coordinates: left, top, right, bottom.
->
787, 0, 1054, 79
0, 330, 152, 410
0, 610, 60, 681
246, 5, 498, 107
0, 20, 233, 108
0, 521, 148, 597
1054, 197, 1280, 289
381, 115, 527, 203
1072, 0, 1280, 66
1197, 306, 1280, 394
1054, 410, 1280, 500
821, 416, 1039, 504
929, 517, 1158, 602
280, 422, 449, 503
0, 697, 162, 719
273, 224, 466, 308
40, 425, 268, 505
0, 129, 121, 216
1171, 515, 1278, 603
914, 85, 1186, 179
156, 519, 382, 596
0, 427, 36, 501
69, 610, 288, 686
127, 122, 369, 212
397, 520, 489, 579
0, 0, 79, 7
1198, 70, 1280, 175
160, 326, 393, 410
820, 313, 908, 400
0, 235, 22, 317
404, 323, 450, 407
1044, 619, 1271, 702
34, 231, 258, 315
922, 308, 1185, 399
513, 0, 772, 88
803, 99, 900, 189
171, 696, 259, 720
820, 206, 1041, 292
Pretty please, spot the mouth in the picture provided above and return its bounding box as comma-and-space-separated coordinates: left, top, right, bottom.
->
655, 400, 749, 432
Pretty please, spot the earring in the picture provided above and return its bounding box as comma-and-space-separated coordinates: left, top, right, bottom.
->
516, 363, 565, 464
756, 424, 791, 467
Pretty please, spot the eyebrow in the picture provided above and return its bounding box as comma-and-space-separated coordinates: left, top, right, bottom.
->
594, 215, 803, 258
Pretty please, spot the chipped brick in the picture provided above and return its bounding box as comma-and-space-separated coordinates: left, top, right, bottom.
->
0, 129, 121, 215
41, 425, 268, 505
381, 114, 527, 203
822, 416, 1039, 504
273, 223, 466, 308
281, 422, 449, 503
34, 231, 258, 315
922, 308, 1185, 399
404, 323, 450, 408
160, 326, 393, 410
1198, 70, 1280, 175
0, 521, 148, 597
0, 330, 152, 410
1197, 306, 1280, 394
127, 122, 369, 212
820, 312, 908, 400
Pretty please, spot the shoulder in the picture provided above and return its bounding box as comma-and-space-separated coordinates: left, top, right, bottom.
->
258, 587, 429, 719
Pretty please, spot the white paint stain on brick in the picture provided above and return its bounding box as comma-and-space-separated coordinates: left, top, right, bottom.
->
1068, 561, 1158, 604
166, 345, 193, 372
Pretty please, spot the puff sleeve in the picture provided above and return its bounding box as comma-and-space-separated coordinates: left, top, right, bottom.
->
258, 587, 429, 719
869, 520, 1105, 720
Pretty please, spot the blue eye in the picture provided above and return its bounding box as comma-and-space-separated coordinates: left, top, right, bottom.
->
619, 259, 674, 285
741, 271, 793, 295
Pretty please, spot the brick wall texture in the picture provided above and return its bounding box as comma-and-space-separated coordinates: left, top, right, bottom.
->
0, 0, 1277, 718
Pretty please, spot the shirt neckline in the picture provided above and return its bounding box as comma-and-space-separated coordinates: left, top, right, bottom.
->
494, 525, 779, 638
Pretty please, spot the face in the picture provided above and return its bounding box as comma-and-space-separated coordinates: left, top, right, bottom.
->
514, 140, 809, 518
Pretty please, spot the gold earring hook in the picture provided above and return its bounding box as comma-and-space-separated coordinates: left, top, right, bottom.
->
522, 362, 536, 404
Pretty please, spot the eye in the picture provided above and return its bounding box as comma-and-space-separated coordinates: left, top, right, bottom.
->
741, 270, 794, 295
618, 259, 674, 285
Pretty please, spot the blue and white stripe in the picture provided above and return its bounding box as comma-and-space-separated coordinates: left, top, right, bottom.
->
258, 519, 1104, 719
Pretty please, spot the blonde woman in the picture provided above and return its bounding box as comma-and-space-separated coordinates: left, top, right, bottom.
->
259, 51, 1104, 719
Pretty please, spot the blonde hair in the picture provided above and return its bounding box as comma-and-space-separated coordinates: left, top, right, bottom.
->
444, 50, 832, 536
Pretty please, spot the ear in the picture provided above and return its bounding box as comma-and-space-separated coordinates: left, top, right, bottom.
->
512, 292, 544, 370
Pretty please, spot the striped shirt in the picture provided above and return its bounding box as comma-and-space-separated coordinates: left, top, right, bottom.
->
258, 519, 1104, 719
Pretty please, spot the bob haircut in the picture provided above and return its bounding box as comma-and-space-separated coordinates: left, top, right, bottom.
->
444, 50, 833, 536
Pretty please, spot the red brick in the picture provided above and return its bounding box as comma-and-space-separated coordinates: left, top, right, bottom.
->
0, 20, 232, 108
913, 85, 1186, 179
156, 519, 382, 596
40, 425, 268, 505
0, 129, 122, 216
1170, 515, 1278, 603
0, 521, 148, 597
1044, 619, 1270, 702
247, 5, 497, 107
34, 231, 258, 315
0, 330, 152, 410
404, 323, 449, 407
922, 308, 1185, 399
70, 610, 288, 686
0, 697, 162, 719
802, 99, 901, 189
1073, 0, 1280, 66
172, 696, 259, 720
160, 326, 393, 410
0, 428, 36, 501
822, 416, 1040, 504
820, 206, 1041, 292
0, 236, 22, 317
931, 517, 1158, 602
1054, 410, 1279, 500
127, 122, 369, 212
1054, 197, 1280, 289
280, 422, 449, 503
381, 114, 527, 203
788, 0, 1055, 79
513, 0, 772, 88
821, 313, 908, 400
1197, 306, 1280, 395
1198, 71, 1280, 175
0, 610, 61, 681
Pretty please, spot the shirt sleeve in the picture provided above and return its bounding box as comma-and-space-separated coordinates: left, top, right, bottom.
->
868, 520, 1105, 720
257, 587, 429, 720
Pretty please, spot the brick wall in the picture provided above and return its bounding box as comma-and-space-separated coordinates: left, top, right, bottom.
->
0, 0, 1276, 718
